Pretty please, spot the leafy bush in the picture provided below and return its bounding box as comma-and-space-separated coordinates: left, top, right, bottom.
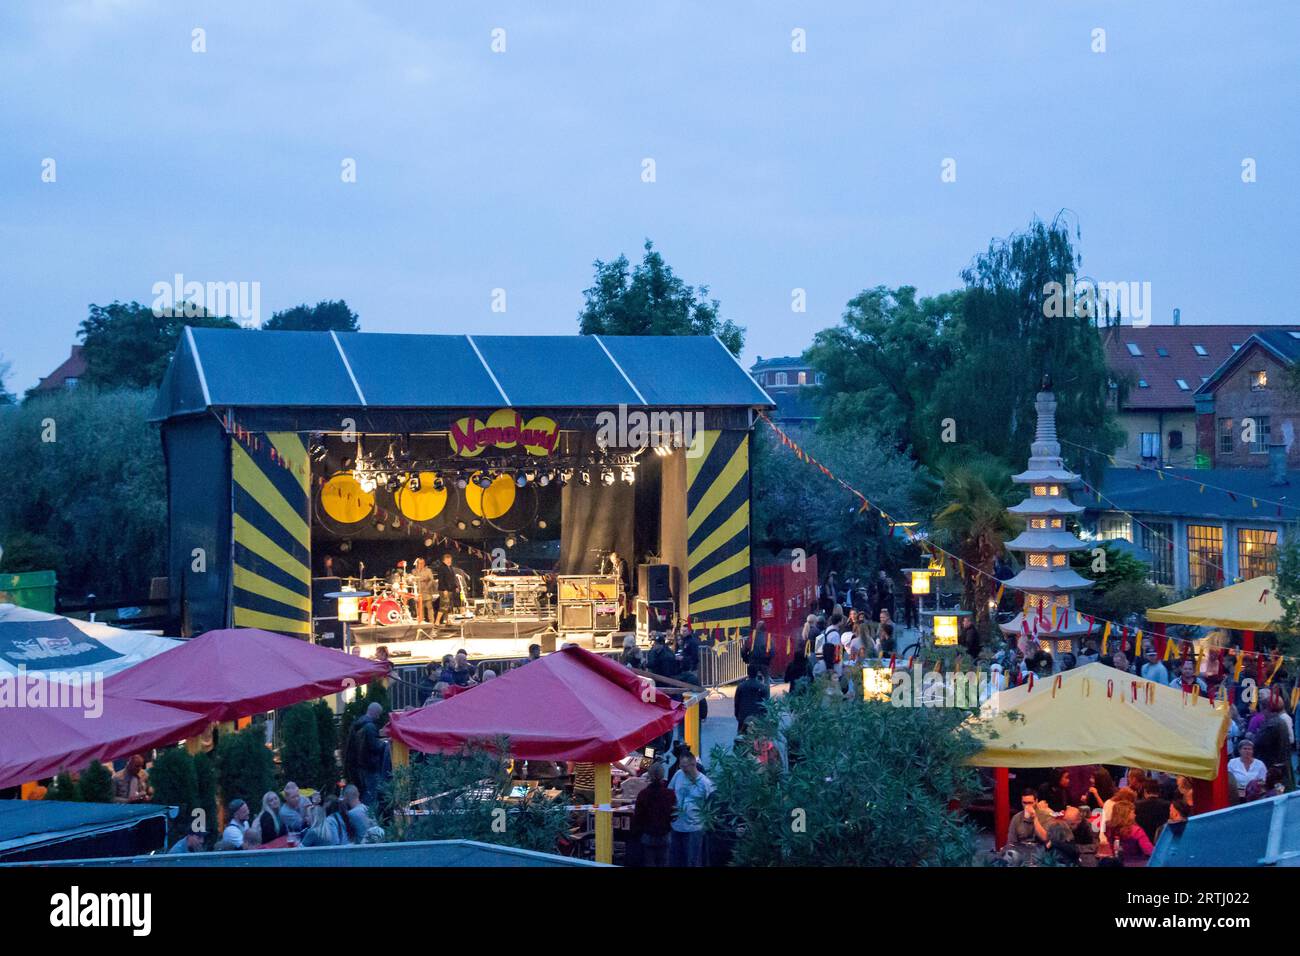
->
278, 703, 323, 791
149, 747, 200, 843
312, 701, 339, 794
77, 760, 114, 804
387, 740, 568, 854
216, 725, 276, 811
193, 751, 217, 840
704, 678, 982, 866
47, 771, 79, 802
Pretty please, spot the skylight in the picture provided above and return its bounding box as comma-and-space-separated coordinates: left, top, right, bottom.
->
1193, 344, 1208, 356
1138, 379, 1149, 388
1156, 347, 1169, 357
1176, 379, 1190, 390
1126, 343, 1142, 356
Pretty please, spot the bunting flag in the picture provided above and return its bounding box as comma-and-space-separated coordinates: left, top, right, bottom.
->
1101, 621, 1111, 654
1163, 635, 1178, 661
1133, 629, 1143, 658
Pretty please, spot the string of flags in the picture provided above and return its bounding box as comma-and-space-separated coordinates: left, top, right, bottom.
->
756, 412, 1300, 674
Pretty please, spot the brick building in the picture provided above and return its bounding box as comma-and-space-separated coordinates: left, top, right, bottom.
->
1193, 329, 1300, 468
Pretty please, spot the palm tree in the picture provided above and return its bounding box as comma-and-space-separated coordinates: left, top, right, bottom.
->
932, 464, 1022, 632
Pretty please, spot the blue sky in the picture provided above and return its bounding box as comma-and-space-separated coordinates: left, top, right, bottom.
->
2, 1, 1297, 392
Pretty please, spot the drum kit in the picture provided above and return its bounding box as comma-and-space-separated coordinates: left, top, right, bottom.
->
342, 562, 553, 627
340, 562, 421, 627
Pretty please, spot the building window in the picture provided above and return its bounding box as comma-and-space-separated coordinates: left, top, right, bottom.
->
1030, 518, 1047, 529
1169, 430, 1183, 450
1126, 343, 1142, 356
1187, 524, 1223, 591
1156, 347, 1169, 357
815, 372, 825, 385
1099, 516, 1132, 542
1176, 379, 1190, 390
64, 377, 79, 389
1237, 528, 1278, 579
1027, 553, 1049, 568
1251, 369, 1268, 390
1219, 418, 1234, 454
797, 371, 807, 385
773, 372, 788, 386
1141, 521, 1175, 587
1051, 554, 1068, 567
1193, 344, 1208, 356
1140, 432, 1160, 459
1251, 416, 1271, 453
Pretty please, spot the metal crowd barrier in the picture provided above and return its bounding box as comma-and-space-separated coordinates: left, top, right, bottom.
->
699, 638, 747, 688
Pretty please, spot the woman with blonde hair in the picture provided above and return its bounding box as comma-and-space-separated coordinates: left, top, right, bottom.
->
1108, 799, 1154, 860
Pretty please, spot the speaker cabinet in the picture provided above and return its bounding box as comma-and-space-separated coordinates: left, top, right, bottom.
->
638, 564, 671, 602
560, 603, 594, 629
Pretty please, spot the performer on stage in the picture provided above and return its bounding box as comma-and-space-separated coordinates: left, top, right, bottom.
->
434, 553, 458, 625
413, 557, 435, 623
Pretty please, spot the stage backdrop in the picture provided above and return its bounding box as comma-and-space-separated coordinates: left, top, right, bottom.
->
684, 430, 752, 632
230, 432, 312, 636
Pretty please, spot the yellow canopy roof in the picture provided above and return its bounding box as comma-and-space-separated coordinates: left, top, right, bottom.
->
1145, 576, 1282, 631
965, 662, 1229, 779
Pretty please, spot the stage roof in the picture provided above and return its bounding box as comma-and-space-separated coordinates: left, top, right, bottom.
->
152, 329, 775, 421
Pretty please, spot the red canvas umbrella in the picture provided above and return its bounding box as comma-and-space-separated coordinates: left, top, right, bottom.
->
103, 627, 389, 721
388, 645, 681, 762
0, 696, 217, 791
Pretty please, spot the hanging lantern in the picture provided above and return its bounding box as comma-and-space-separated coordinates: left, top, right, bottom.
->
908, 568, 932, 595
336, 586, 360, 623
933, 614, 960, 645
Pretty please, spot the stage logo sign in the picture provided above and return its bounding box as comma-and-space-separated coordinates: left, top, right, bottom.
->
0, 620, 124, 672
449, 409, 559, 457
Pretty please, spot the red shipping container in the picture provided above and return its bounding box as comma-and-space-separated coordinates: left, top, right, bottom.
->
751, 550, 819, 678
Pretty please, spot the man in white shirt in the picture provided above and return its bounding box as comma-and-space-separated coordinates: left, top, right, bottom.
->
1139, 648, 1170, 685
667, 754, 715, 867
222, 798, 251, 848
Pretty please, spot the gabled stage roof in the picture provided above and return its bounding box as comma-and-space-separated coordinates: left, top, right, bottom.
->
152, 329, 774, 421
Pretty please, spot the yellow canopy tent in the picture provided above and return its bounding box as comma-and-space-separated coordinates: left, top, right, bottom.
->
966, 662, 1229, 780
1145, 576, 1281, 631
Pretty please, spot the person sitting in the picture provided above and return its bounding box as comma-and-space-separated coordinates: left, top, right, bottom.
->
279, 782, 312, 833
167, 828, 207, 854
341, 783, 376, 844
1227, 739, 1267, 798
1043, 821, 1080, 865
112, 755, 152, 804
1037, 769, 1071, 812
1107, 801, 1154, 860
221, 798, 251, 849
1063, 806, 1097, 866
256, 791, 286, 842
450, 649, 476, 686
1006, 789, 1041, 847
1134, 779, 1170, 840
300, 797, 349, 847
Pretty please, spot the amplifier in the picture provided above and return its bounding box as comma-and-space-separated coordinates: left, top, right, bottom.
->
558, 575, 619, 601
635, 598, 675, 639
560, 603, 594, 629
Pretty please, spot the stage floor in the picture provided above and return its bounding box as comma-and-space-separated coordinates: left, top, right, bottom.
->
351, 630, 634, 665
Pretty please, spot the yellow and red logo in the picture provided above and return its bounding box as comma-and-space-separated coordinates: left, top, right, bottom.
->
448, 409, 559, 458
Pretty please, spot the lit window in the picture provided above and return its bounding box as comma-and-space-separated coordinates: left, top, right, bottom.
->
1238, 529, 1279, 579
1187, 525, 1224, 590
1251, 369, 1268, 390
1193, 344, 1208, 356
797, 371, 807, 385
1028, 554, 1049, 568
1126, 343, 1142, 356
1141, 522, 1174, 586
1051, 554, 1068, 567
1032, 485, 1047, 497
1030, 518, 1047, 529
1138, 379, 1149, 388
1176, 379, 1190, 390
1050, 518, 1063, 528
1099, 516, 1132, 542
1219, 418, 1234, 454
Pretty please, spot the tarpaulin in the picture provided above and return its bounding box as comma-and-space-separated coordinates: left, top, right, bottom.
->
0, 604, 180, 679
1145, 576, 1282, 631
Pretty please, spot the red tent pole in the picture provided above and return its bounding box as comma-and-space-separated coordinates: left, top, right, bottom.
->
1242, 630, 1255, 655
1150, 621, 1166, 657
993, 767, 1010, 850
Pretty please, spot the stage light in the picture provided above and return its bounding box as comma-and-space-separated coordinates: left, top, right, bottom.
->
376, 522, 386, 533
538, 472, 551, 487
308, 438, 328, 463
424, 537, 434, 547
432, 476, 445, 492
505, 536, 516, 548
471, 518, 482, 527
515, 473, 528, 487
475, 472, 493, 489
456, 475, 468, 490
525, 470, 536, 482
537, 519, 548, 529
601, 468, 615, 486
358, 474, 377, 494
408, 474, 421, 493
339, 539, 352, 553
456, 520, 467, 531
579, 470, 591, 486
621, 466, 635, 484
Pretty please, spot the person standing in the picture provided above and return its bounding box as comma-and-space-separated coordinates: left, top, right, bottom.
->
667, 753, 715, 867
348, 702, 387, 806
434, 553, 458, 625
734, 663, 769, 735
746, 621, 773, 678
413, 558, 436, 623
631, 761, 676, 867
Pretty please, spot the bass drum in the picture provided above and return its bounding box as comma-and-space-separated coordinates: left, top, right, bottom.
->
370, 597, 405, 627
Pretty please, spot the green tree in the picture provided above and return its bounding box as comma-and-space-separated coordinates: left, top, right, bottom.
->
387, 741, 569, 853
578, 240, 745, 355
0, 356, 15, 405
216, 724, 277, 810
149, 747, 200, 843
77, 760, 114, 803
313, 701, 340, 793
704, 682, 982, 866
47, 771, 80, 801
0, 532, 62, 574
806, 286, 963, 456
262, 299, 360, 332
1271, 531, 1300, 657
932, 461, 1023, 632
193, 751, 218, 842
0, 387, 164, 599
278, 703, 323, 791
750, 424, 922, 576
76, 300, 238, 390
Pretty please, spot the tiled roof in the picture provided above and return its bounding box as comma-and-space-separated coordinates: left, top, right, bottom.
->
32, 345, 86, 392
1101, 324, 1298, 411
1195, 329, 1300, 396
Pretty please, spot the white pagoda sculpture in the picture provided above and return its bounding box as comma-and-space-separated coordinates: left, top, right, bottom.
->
999, 374, 1093, 657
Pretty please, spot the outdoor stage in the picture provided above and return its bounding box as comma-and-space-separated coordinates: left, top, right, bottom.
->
152, 330, 772, 645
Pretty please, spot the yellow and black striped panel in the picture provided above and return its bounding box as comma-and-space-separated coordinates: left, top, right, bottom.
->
231, 432, 312, 636
686, 430, 751, 632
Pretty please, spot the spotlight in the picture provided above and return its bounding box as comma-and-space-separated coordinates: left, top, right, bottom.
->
471, 518, 482, 527
358, 475, 377, 494
621, 466, 636, 484
579, 469, 590, 486
654, 445, 670, 457
456, 520, 467, 531
538, 472, 551, 487
424, 537, 434, 547
339, 539, 352, 552
515, 473, 528, 487
376, 522, 386, 533
408, 474, 421, 493
308, 438, 328, 463
505, 536, 516, 548
537, 519, 548, 530
456, 475, 468, 490
601, 468, 615, 486
432, 476, 445, 492
475, 472, 493, 489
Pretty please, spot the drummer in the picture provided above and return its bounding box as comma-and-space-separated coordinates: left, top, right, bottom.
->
413, 558, 436, 623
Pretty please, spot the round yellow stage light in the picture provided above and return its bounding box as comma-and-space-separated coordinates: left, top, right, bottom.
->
320, 473, 374, 523
465, 472, 516, 519
395, 472, 447, 522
